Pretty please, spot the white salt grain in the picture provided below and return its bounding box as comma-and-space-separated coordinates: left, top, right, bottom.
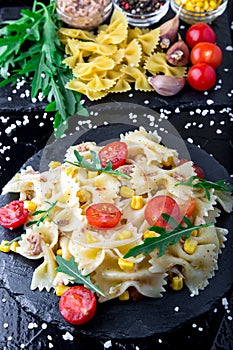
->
104, 340, 112, 348
62, 332, 74, 341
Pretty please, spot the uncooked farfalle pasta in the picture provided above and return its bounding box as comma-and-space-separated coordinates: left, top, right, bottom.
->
58, 10, 187, 100
2, 128, 232, 302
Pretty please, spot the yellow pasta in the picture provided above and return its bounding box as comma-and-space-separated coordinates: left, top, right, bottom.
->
144, 52, 187, 77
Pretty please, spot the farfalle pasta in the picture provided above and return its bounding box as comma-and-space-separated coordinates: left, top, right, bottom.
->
2, 128, 232, 301
59, 10, 187, 101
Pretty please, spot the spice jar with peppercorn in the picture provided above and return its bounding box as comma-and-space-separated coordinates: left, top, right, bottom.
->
113, 0, 169, 27
56, 0, 113, 30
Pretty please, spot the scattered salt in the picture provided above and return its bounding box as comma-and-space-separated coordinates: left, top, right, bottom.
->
62, 332, 74, 341
104, 340, 112, 348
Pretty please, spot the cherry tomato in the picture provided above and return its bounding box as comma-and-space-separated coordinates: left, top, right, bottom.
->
0, 200, 28, 229
144, 195, 181, 229
86, 203, 122, 229
99, 142, 128, 170
190, 42, 222, 69
187, 63, 216, 91
179, 159, 205, 178
185, 23, 216, 48
59, 286, 97, 325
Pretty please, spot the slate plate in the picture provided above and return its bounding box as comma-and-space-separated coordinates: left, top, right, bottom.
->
0, 120, 232, 340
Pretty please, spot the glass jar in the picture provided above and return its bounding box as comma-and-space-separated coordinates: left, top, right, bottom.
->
56, 0, 113, 30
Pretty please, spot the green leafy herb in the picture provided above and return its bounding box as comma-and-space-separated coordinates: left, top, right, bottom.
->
66, 149, 131, 179
55, 255, 105, 297
124, 214, 212, 258
0, 0, 88, 138
175, 176, 233, 200
26, 200, 57, 227
4, 236, 23, 246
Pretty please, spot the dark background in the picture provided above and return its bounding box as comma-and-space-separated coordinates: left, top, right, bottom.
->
0, 1, 232, 349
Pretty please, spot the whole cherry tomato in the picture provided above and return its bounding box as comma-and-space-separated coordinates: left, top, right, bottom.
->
0, 200, 28, 229
190, 42, 222, 69
144, 195, 181, 229
86, 203, 122, 229
99, 141, 128, 169
187, 63, 216, 91
186, 23, 216, 48
59, 286, 97, 325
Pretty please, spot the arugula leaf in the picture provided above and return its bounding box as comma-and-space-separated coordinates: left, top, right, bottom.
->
175, 176, 233, 200
66, 150, 131, 179
26, 200, 57, 227
124, 214, 213, 258
55, 256, 105, 297
0, 0, 88, 138
4, 236, 23, 246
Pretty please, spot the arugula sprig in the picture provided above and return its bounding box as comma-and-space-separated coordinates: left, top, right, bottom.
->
124, 214, 212, 258
0, 0, 88, 138
26, 200, 57, 227
175, 176, 233, 200
66, 149, 131, 179
4, 236, 23, 246
55, 256, 106, 297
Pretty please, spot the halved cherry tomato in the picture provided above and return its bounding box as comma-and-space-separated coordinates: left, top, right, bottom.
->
190, 42, 222, 69
187, 63, 216, 91
0, 200, 28, 229
180, 198, 196, 218
179, 159, 205, 178
185, 23, 216, 48
99, 141, 128, 170
59, 286, 96, 325
86, 203, 122, 229
144, 195, 181, 229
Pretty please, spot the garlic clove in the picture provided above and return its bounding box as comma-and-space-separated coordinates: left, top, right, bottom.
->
166, 40, 190, 66
159, 14, 180, 49
148, 75, 186, 96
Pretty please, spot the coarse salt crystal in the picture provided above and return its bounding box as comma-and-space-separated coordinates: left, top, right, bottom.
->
216, 129, 222, 134
62, 332, 74, 341
187, 138, 193, 144
104, 340, 112, 348
48, 343, 54, 348
3, 323, 8, 328
7, 97, 12, 101
206, 99, 214, 105
174, 306, 179, 312
41, 323, 47, 329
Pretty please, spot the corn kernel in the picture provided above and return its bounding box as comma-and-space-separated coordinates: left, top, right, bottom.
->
184, 237, 198, 254
10, 241, 19, 252
118, 258, 134, 272
86, 232, 98, 243
87, 171, 98, 179
76, 189, 91, 203
65, 166, 77, 178
56, 249, 62, 256
86, 249, 100, 260
49, 161, 61, 169
131, 196, 144, 210
143, 230, 160, 239
55, 285, 70, 296
120, 186, 134, 198
0, 240, 11, 253
191, 229, 198, 237
119, 290, 130, 301
118, 230, 132, 240
24, 200, 37, 211
171, 276, 183, 291
162, 156, 173, 167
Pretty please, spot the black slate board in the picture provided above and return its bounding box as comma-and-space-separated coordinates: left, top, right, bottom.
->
0, 123, 232, 340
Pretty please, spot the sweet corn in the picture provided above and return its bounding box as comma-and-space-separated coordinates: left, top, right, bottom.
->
49, 161, 61, 169
162, 156, 173, 167
76, 189, 91, 203
86, 232, 98, 243
191, 229, 198, 237
118, 258, 134, 272
184, 237, 198, 255
131, 196, 144, 210
55, 285, 70, 296
120, 186, 134, 198
175, 0, 221, 12
10, 241, 19, 252
56, 248, 62, 256
171, 276, 183, 291
87, 171, 98, 179
24, 200, 37, 211
118, 230, 132, 240
65, 166, 77, 178
143, 230, 160, 239
0, 240, 11, 253
119, 290, 130, 301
